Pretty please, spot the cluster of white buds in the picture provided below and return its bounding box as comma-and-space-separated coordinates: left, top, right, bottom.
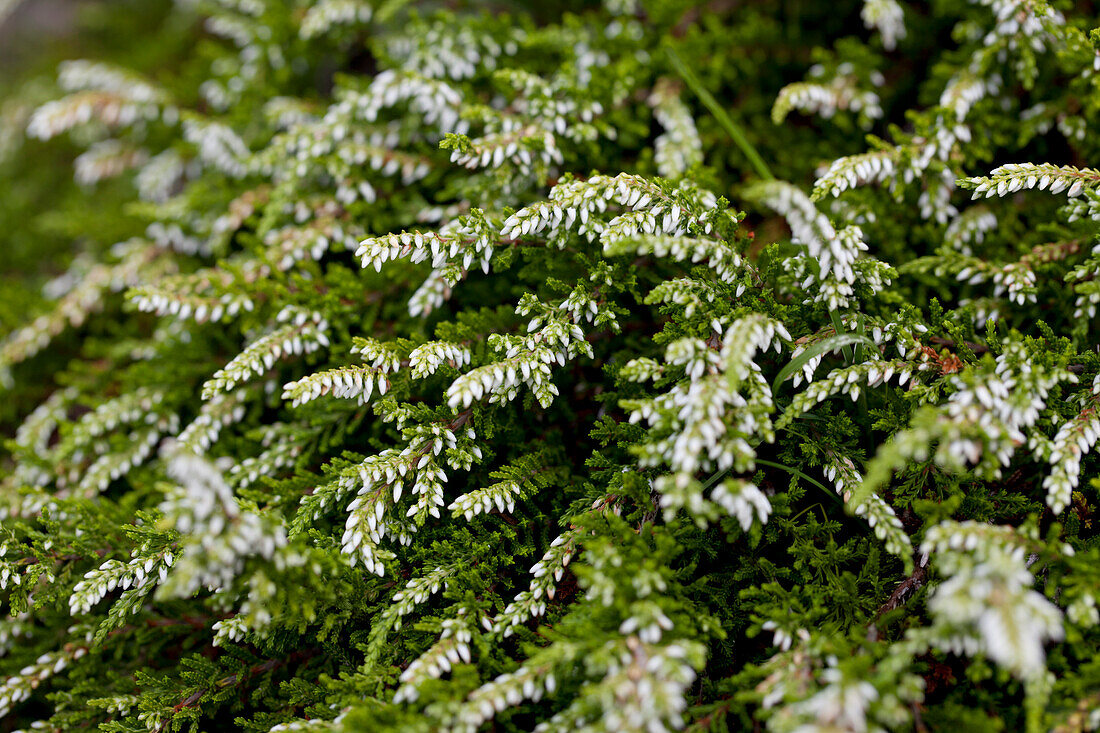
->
0, 648, 84, 719
299, 0, 372, 40
778, 360, 926, 429
358, 210, 497, 276
944, 206, 997, 254
200, 2, 264, 46
297, 457, 371, 524
857, 343, 1076, 521
624, 315, 788, 527
135, 149, 187, 202
339, 142, 430, 186
800, 0, 1076, 264
11, 387, 75, 461
922, 521, 1064, 679
810, 226, 876, 309
408, 341, 471, 379
357, 211, 497, 316
645, 279, 721, 327
262, 96, 316, 131
68, 550, 173, 616
773, 73, 883, 128
49, 385, 178, 496
446, 296, 597, 410
533, 637, 704, 733
975, 0, 1065, 51
57, 57, 171, 103
212, 556, 311, 647
823, 451, 912, 561
86, 693, 140, 718
502, 173, 721, 248
924, 252, 1039, 305
349, 70, 464, 133
963, 163, 1100, 199
944, 343, 1074, 469
183, 118, 250, 179
393, 611, 475, 703
129, 275, 256, 323
1066, 593, 1100, 629
339, 460, 418, 574
77, 421, 175, 497
202, 309, 329, 399
919, 169, 961, 226
176, 389, 249, 454
455, 661, 560, 732
940, 68, 1002, 121
210, 188, 270, 243
812, 149, 897, 200
157, 448, 287, 599
211, 614, 251, 645
955, 296, 1003, 325
0, 544, 29, 590
784, 664, 881, 732
230, 422, 312, 489
751, 182, 844, 275
1064, 187, 1100, 224
0, 615, 32, 663
790, 318, 926, 387
648, 78, 703, 178
813, 115, 969, 207
760, 622, 811, 656
710, 479, 773, 532
408, 267, 457, 318
751, 181, 888, 310
338, 421, 478, 575
27, 61, 173, 141
619, 602, 675, 645
449, 479, 522, 520
387, 566, 454, 631
147, 221, 209, 257
493, 531, 578, 636
66, 387, 169, 445
604, 233, 747, 286
449, 126, 562, 174
496, 68, 606, 141
282, 364, 388, 408
761, 640, 926, 731
386, 20, 516, 81
350, 337, 406, 374
257, 119, 432, 206
181, 0, 302, 111
557, 284, 619, 331
1066, 246, 1100, 321
862, 0, 907, 50
1042, 374, 1100, 514
263, 219, 362, 272
0, 244, 157, 381
73, 140, 148, 186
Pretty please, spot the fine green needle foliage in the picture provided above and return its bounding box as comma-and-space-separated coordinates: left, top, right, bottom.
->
3, 0, 1100, 731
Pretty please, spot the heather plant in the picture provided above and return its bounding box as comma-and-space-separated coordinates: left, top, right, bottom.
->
2, 1, 1100, 731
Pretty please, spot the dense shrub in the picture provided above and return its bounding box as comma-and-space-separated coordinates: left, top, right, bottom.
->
2, 0, 1100, 730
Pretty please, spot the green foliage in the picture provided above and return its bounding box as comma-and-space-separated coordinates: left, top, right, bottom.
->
2, 0, 1100, 731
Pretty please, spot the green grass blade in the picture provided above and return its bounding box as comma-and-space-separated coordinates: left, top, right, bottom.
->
772, 333, 875, 394
665, 46, 775, 181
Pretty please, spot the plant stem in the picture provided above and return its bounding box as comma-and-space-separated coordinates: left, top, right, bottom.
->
756, 458, 842, 505
665, 46, 775, 181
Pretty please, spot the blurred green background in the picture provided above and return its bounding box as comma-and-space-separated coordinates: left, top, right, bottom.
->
0, 0, 184, 424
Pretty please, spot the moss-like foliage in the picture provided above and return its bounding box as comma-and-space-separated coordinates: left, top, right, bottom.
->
2, 1, 1100, 731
